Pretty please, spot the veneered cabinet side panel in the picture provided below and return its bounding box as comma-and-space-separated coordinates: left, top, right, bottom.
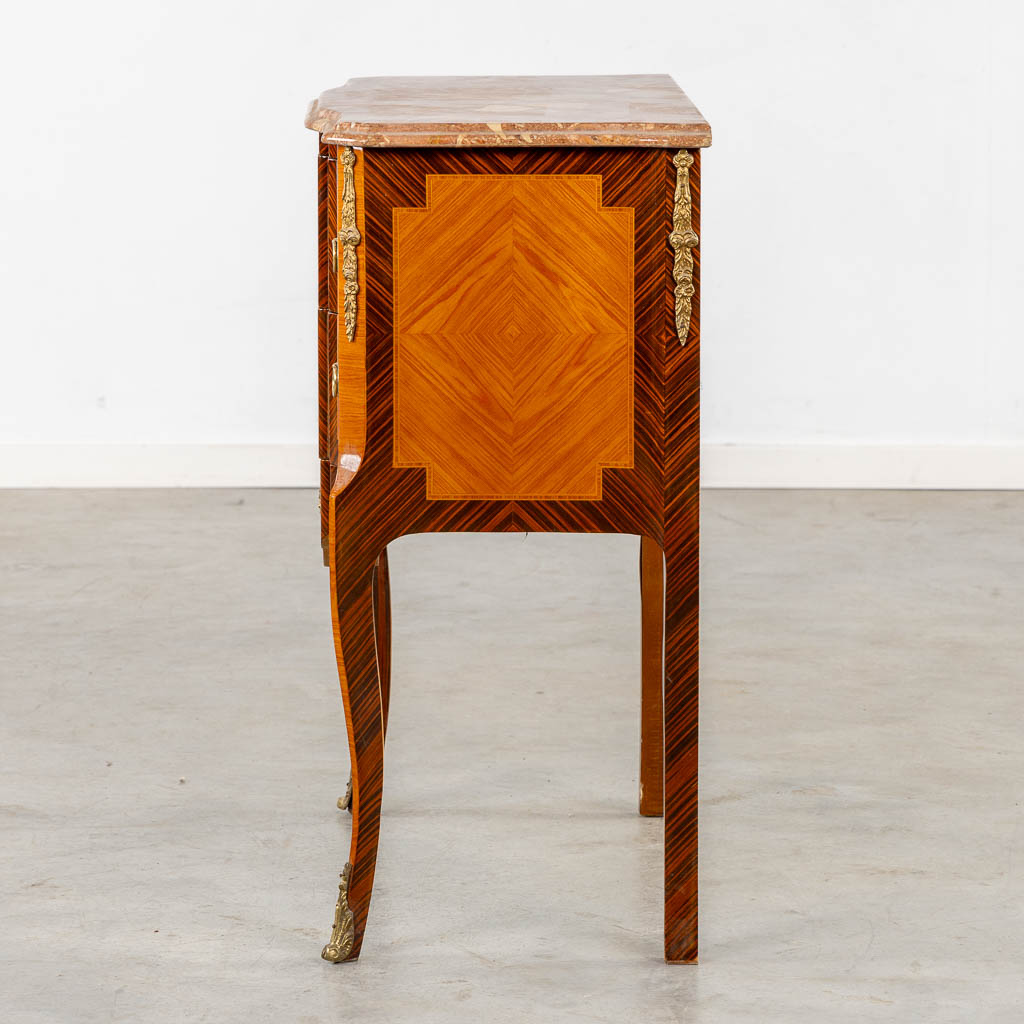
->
347, 147, 672, 547
392, 173, 634, 501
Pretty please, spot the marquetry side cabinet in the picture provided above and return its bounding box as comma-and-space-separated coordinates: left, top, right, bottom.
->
306, 75, 710, 964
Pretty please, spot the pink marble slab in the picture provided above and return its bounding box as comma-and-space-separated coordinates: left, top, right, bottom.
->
306, 75, 711, 148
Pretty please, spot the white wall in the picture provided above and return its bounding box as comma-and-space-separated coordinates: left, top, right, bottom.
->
1, 0, 1022, 486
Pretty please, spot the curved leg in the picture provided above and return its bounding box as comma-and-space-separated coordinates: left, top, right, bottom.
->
338, 548, 391, 815
323, 521, 384, 963
373, 547, 392, 740
639, 536, 665, 816
337, 548, 390, 815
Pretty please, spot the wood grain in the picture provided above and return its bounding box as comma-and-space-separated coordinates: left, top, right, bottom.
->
321, 145, 699, 963
318, 148, 337, 554
318, 154, 335, 461
639, 534, 665, 816
373, 548, 391, 736
393, 174, 633, 500
663, 149, 700, 963
328, 496, 383, 964
319, 458, 330, 563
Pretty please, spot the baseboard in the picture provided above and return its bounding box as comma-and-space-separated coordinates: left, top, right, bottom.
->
701, 444, 1024, 489
0, 445, 316, 488
1, 443, 1022, 489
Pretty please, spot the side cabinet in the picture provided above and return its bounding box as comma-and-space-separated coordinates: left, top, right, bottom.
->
308, 74, 709, 965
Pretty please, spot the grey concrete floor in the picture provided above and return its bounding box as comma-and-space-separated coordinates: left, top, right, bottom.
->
1, 489, 1023, 1023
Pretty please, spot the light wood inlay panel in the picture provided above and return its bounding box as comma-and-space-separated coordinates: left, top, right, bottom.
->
393, 174, 634, 501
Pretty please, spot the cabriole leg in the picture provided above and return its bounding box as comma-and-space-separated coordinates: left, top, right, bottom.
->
338, 547, 390, 815
323, 524, 385, 963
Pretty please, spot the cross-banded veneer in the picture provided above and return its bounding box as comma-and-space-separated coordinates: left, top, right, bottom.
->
309, 74, 708, 965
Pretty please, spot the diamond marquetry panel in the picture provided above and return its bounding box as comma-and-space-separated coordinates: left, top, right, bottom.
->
393, 174, 634, 500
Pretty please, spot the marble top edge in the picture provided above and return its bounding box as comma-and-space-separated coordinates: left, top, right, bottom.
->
305, 75, 711, 148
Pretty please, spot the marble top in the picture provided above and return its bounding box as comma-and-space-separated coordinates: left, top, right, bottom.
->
306, 75, 711, 148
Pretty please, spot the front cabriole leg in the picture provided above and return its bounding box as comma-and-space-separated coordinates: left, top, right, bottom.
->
323, 501, 385, 962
